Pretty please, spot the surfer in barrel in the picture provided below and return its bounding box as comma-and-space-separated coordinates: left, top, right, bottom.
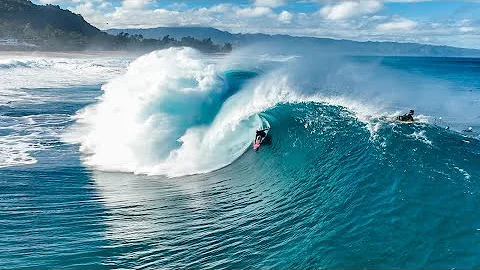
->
256, 129, 268, 141
254, 128, 269, 151
397, 109, 415, 122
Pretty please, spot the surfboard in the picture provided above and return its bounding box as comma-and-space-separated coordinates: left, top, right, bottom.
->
253, 137, 262, 151
389, 116, 416, 124
397, 120, 416, 124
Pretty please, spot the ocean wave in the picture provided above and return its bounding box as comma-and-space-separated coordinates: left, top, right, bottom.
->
65, 47, 480, 177
0, 56, 131, 95
0, 59, 50, 69
0, 57, 126, 71
0, 114, 67, 168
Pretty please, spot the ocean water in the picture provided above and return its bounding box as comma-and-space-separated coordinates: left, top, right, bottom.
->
1, 48, 479, 269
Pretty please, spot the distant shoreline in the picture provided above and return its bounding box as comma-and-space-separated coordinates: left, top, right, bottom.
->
0, 50, 144, 57
0, 49, 477, 60
0, 48, 230, 58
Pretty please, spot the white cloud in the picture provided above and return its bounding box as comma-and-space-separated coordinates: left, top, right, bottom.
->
376, 18, 417, 31
72, 1, 95, 15
167, 3, 189, 11
384, 0, 433, 2
122, 0, 151, 10
254, 0, 286, 7
236, 6, 274, 18
37, 0, 62, 3
460, 26, 475, 33
38, 0, 104, 3
98, 2, 112, 9
208, 4, 233, 13
278, 10, 293, 23
320, 1, 382, 20
32, 0, 480, 49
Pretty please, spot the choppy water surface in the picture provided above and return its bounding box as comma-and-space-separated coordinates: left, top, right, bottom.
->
1, 49, 479, 269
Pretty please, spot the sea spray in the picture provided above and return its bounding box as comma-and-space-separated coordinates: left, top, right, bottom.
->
65, 47, 480, 177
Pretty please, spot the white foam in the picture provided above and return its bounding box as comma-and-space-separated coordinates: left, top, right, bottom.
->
409, 130, 433, 145
64, 48, 304, 176
0, 115, 64, 168
65, 48, 400, 177
454, 166, 471, 181
0, 54, 131, 104
0, 136, 39, 168
0, 52, 134, 168
66, 47, 479, 177
65, 48, 225, 176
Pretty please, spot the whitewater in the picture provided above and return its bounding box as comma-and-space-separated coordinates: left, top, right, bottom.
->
64, 47, 479, 177
1, 47, 479, 269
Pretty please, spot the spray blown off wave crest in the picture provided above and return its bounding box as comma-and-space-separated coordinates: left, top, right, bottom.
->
66, 47, 302, 176
67, 46, 480, 177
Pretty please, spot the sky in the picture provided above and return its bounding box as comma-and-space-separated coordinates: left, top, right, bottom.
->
32, 0, 480, 49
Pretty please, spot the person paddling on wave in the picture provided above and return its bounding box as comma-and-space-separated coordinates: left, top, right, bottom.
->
397, 109, 415, 122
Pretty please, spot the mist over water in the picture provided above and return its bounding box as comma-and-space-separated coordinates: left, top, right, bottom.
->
1, 47, 479, 269
64, 46, 480, 176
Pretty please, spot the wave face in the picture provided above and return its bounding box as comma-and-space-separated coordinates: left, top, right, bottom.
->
67, 48, 296, 176
68, 47, 480, 177
2, 48, 480, 269
86, 100, 480, 269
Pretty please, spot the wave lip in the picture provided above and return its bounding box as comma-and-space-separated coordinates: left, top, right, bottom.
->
67, 47, 480, 177
65, 48, 395, 177
66, 48, 271, 176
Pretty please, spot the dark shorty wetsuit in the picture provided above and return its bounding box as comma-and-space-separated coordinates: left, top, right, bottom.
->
397, 114, 414, 121
256, 130, 266, 138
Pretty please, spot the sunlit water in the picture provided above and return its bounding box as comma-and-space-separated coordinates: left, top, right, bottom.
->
1, 49, 479, 269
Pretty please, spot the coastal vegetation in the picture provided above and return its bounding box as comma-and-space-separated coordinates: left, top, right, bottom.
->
0, 0, 232, 52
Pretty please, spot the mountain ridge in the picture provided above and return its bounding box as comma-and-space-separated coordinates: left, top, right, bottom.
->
0, 0, 231, 52
107, 26, 480, 57
0, 0, 478, 56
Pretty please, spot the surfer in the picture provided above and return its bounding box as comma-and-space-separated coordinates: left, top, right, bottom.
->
253, 128, 269, 151
397, 109, 415, 122
255, 128, 268, 141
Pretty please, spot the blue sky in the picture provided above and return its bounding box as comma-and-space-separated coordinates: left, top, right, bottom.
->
33, 0, 480, 49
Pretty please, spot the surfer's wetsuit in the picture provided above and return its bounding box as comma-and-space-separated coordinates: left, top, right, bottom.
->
398, 114, 414, 121
255, 129, 267, 143
397, 110, 415, 121
256, 130, 267, 139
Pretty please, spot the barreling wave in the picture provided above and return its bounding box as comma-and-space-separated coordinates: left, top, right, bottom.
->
65, 47, 480, 177
65, 47, 290, 176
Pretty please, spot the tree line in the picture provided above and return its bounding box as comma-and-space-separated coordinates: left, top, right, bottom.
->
113, 33, 232, 53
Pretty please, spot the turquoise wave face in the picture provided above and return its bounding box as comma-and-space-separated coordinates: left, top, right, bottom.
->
184, 102, 480, 268
75, 102, 479, 269
1, 49, 480, 269
255, 102, 480, 203
145, 70, 258, 127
